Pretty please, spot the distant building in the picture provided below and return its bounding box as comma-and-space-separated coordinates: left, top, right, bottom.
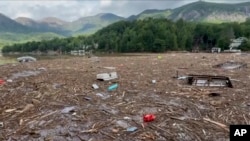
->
229, 37, 247, 50
224, 37, 247, 53
211, 47, 221, 53
70, 50, 85, 56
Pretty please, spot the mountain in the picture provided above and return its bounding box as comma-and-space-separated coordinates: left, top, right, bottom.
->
15, 13, 124, 36
63, 13, 125, 35
0, 13, 65, 49
4, 1, 250, 35
39, 17, 68, 26
0, 13, 32, 33
0, 13, 124, 48
15, 17, 38, 27
169, 1, 250, 23
128, 1, 250, 23
15, 17, 70, 36
3, 1, 250, 49
127, 9, 171, 21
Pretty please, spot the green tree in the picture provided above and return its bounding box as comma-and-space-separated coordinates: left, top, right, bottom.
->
153, 39, 165, 52
239, 40, 250, 51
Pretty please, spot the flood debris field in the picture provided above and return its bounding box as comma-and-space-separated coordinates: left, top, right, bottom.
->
0, 53, 250, 141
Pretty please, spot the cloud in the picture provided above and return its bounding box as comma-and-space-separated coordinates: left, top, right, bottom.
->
100, 0, 112, 7
0, 0, 249, 21
14, 12, 33, 18
0, 0, 97, 21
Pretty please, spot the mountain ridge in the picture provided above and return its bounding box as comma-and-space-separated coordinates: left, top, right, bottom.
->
169, 1, 250, 22
9, 1, 250, 35
0, 13, 32, 33
2, 1, 250, 48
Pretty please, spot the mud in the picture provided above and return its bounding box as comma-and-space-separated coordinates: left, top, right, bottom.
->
0, 53, 250, 141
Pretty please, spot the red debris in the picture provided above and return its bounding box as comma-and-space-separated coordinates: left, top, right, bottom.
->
0, 79, 5, 85
143, 114, 156, 122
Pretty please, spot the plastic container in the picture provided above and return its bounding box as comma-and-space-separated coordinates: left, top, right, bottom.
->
108, 83, 118, 91
92, 84, 99, 89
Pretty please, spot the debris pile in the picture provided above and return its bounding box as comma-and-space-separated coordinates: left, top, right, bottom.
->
213, 61, 247, 70
187, 75, 233, 88
0, 53, 249, 140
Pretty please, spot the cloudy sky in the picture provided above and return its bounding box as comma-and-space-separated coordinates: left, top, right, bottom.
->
0, 0, 249, 21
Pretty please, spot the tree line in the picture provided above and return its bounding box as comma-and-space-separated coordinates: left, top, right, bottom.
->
2, 18, 250, 53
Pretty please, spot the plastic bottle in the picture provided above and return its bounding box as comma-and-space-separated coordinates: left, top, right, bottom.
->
108, 83, 118, 91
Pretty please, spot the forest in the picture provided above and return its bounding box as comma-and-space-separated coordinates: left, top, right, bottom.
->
2, 18, 250, 53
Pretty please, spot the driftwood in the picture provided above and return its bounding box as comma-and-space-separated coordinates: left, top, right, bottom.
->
1, 53, 249, 140
203, 118, 229, 132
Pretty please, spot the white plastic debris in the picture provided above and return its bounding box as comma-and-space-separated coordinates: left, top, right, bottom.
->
126, 127, 138, 132
0, 122, 3, 128
61, 106, 75, 114
123, 117, 132, 120
177, 76, 188, 80
17, 56, 37, 62
92, 84, 99, 89
6, 79, 13, 83
38, 67, 47, 71
96, 93, 110, 100
96, 93, 104, 97
152, 80, 156, 83
116, 120, 130, 129
97, 72, 118, 81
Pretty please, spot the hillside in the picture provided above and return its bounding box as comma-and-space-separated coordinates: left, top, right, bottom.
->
9, 1, 250, 36
0, 32, 64, 49
6, 17, 250, 53
127, 9, 172, 21
126, 1, 250, 23
15, 17, 38, 27
0, 14, 65, 49
0, 13, 32, 33
15, 17, 70, 36
1, 13, 124, 48
39, 17, 68, 26
2, 1, 250, 51
169, 1, 250, 23
15, 13, 125, 35
63, 13, 125, 35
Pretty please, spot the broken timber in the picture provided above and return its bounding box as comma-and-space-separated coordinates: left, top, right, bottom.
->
213, 61, 247, 70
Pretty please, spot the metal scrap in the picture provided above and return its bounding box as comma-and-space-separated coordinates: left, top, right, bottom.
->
187, 75, 233, 88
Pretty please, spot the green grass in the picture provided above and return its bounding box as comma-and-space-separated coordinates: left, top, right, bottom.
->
0, 56, 17, 65
201, 18, 224, 24
0, 32, 64, 41
72, 27, 100, 36
0, 32, 65, 49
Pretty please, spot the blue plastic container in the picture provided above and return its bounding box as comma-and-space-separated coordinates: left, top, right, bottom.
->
108, 83, 118, 91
